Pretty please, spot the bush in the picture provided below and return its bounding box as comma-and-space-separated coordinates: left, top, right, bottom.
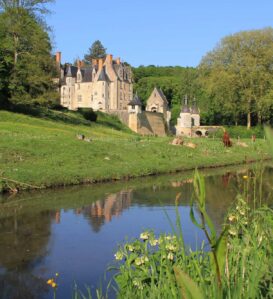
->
211, 126, 265, 139
77, 108, 98, 122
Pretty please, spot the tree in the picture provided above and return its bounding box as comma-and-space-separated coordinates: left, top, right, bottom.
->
84, 40, 107, 64
0, 0, 55, 15
199, 28, 273, 128
0, 7, 57, 106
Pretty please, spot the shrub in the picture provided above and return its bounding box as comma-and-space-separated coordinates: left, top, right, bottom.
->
77, 108, 98, 122
211, 126, 265, 139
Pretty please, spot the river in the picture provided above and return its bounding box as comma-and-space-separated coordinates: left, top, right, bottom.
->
0, 164, 272, 299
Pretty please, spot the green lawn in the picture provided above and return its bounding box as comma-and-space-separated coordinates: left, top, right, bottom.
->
0, 110, 270, 192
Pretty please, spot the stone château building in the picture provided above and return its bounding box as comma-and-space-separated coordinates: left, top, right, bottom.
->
56, 52, 133, 111
56, 51, 172, 136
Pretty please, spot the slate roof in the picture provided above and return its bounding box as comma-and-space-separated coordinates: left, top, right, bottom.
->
82, 67, 93, 82
128, 93, 142, 106
191, 99, 199, 114
181, 96, 191, 113
97, 67, 110, 81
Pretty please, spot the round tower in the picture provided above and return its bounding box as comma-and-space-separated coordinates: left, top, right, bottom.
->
191, 98, 200, 127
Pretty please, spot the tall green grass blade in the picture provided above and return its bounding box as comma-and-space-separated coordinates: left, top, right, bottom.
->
190, 205, 203, 229
174, 266, 205, 299
210, 228, 228, 277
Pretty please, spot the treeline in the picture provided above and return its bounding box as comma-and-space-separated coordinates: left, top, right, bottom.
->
0, 0, 58, 109
133, 28, 273, 128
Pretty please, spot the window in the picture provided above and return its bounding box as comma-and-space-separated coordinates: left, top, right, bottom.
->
78, 95, 82, 102
94, 91, 97, 95
132, 105, 135, 109
91, 95, 93, 102
102, 94, 104, 98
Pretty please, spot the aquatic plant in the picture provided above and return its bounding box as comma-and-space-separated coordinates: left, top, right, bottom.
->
111, 170, 273, 299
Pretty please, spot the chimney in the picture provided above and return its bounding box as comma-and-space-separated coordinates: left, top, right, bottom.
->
92, 59, 98, 66
116, 57, 121, 65
56, 51, 61, 64
98, 58, 103, 70
106, 54, 113, 64
77, 59, 81, 69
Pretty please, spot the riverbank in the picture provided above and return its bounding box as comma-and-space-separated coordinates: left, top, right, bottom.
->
0, 110, 271, 193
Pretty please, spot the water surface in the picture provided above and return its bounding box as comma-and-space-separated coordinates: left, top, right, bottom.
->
0, 164, 272, 298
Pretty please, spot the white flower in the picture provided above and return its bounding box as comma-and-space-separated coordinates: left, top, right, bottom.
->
133, 279, 144, 290
140, 232, 150, 240
167, 252, 174, 260
228, 215, 236, 222
228, 229, 237, 236
135, 256, 149, 266
128, 245, 134, 252
114, 251, 123, 261
135, 257, 142, 266
149, 239, 159, 246
166, 244, 177, 252
239, 210, 245, 216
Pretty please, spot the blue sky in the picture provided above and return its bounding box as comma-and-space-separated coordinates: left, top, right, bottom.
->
46, 0, 273, 67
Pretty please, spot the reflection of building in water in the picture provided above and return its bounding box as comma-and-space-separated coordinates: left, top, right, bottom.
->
81, 190, 133, 232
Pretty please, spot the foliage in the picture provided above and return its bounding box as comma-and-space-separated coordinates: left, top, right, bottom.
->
112, 171, 273, 299
210, 126, 265, 139
132, 66, 206, 126
0, 6, 57, 106
84, 40, 107, 64
0, 0, 55, 15
199, 28, 273, 128
77, 108, 98, 122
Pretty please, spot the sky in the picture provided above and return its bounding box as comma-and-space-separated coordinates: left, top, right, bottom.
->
46, 0, 273, 67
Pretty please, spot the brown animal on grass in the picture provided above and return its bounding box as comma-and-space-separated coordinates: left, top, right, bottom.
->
223, 131, 232, 147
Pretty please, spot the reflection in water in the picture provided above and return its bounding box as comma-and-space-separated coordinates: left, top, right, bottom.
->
0, 165, 272, 299
83, 190, 133, 232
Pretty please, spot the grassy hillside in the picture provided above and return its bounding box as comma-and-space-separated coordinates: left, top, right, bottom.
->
0, 110, 270, 192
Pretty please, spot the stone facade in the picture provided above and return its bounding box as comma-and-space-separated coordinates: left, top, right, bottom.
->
57, 53, 133, 111
127, 92, 170, 136
146, 87, 171, 126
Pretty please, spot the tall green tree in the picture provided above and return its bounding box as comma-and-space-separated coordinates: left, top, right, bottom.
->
199, 28, 273, 128
84, 40, 107, 64
0, 2, 57, 106
0, 0, 54, 14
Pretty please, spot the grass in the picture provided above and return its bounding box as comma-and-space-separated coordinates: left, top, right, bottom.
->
0, 110, 271, 192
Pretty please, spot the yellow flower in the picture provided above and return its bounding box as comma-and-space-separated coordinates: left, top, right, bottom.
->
51, 282, 57, 288
47, 279, 53, 285
55, 273, 59, 277
243, 175, 248, 180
